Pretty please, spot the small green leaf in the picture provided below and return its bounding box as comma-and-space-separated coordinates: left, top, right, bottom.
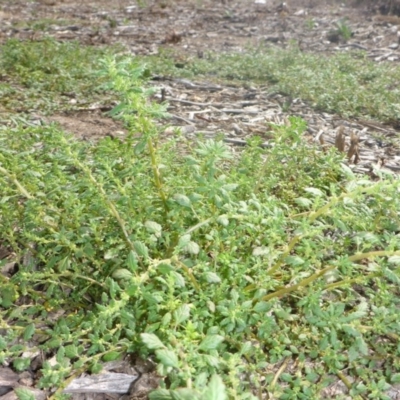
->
145, 221, 162, 237
74, 359, 84, 369
355, 337, 368, 356
203, 375, 227, 400
112, 268, 133, 280
294, 197, 312, 208
203, 354, 220, 368
13, 358, 31, 372
15, 388, 35, 400
204, 272, 221, 283
149, 389, 173, 400
184, 241, 200, 255
178, 234, 191, 249
391, 373, 400, 384
156, 349, 179, 368
65, 344, 78, 358
348, 345, 359, 362
162, 312, 172, 326
173, 194, 191, 208
388, 255, 400, 264
174, 304, 191, 325
199, 335, 224, 352
240, 342, 252, 355
221, 184, 238, 192
171, 389, 201, 400
341, 163, 355, 178
91, 362, 103, 374
134, 139, 147, 155
304, 187, 323, 197
134, 241, 149, 260
253, 301, 270, 313
56, 346, 65, 363
23, 323, 35, 341
285, 255, 305, 266
141, 333, 165, 350
103, 351, 121, 361
126, 251, 138, 271
217, 215, 229, 227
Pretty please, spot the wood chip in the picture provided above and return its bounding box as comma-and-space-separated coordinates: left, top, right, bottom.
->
64, 373, 139, 394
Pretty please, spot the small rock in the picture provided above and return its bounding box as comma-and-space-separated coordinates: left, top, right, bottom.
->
294, 9, 306, 16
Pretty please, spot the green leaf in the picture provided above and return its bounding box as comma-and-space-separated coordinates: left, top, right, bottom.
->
204, 272, 221, 283
178, 234, 191, 249
294, 197, 312, 208
74, 359, 84, 369
149, 389, 173, 400
203, 375, 227, 400
221, 184, 238, 192
56, 346, 65, 363
156, 349, 179, 369
134, 241, 149, 260
252, 246, 269, 257
1, 285, 16, 308
145, 220, 162, 237
199, 335, 224, 352
348, 345, 359, 362
391, 373, 400, 384
103, 351, 121, 361
91, 362, 103, 374
112, 268, 133, 280
285, 255, 305, 266
171, 389, 201, 400
141, 333, 165, 350
341, 163, 355, 179
171, 271, 186, 287
162, 312, 172, 326
13, 358, 31, 372
23, 323, 35, 341
184, 241, 200, 255
173, 194, 191, 208
217, 215, 229, 227
134, 139, 147, 155
14, 388, 35, 400
203, 354, 220, 368
304, 187, 324, 197
253, 301, 270, 313
65, 344, 78, 358
388, 255, 400, 264
355, 337, 368, 356
174, 304, 191, 325
126, 251, 138, 271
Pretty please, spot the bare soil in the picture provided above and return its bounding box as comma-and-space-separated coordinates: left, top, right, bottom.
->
1, 1, 400, 399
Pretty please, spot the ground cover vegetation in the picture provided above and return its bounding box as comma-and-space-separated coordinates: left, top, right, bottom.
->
144, 45, 400, 125
1, 36, 400, 400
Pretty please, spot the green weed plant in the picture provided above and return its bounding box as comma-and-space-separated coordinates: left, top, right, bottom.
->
0, 38, 115, 114
144, 46, 400, 125
1, 56, 400, 400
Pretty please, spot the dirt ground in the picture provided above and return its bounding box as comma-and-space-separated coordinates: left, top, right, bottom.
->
1, 1, 400, 399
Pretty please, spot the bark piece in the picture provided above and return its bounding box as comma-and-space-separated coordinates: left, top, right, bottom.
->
64, 373, 139, 394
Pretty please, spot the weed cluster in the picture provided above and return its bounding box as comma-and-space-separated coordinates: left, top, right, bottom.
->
1, 56, 400, 399
0, 38, 115, 114
144, 46, 400, 124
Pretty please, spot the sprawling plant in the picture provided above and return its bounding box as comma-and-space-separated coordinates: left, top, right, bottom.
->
1, 56, 400, 400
